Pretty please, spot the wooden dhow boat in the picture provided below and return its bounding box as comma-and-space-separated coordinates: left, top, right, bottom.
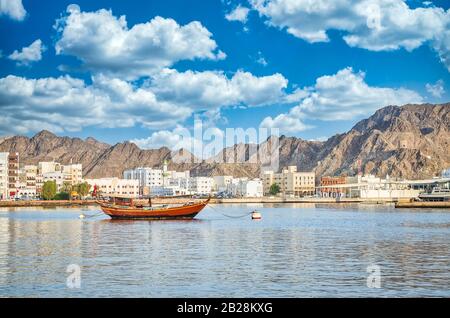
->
97, 196, 210, 220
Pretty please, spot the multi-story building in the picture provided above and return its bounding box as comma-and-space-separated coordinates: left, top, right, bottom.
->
85, 178, 139, 198
8, 153, 19, 198
189, 177, 213, 195
42, 171, 66, 191
213, 176, 233, 193
62, 164, 83, 185
17, 165, 38, 199
124, 167, 163, 194
319, 176, 348, 197
38, 161, 61, 175
229, 178, 263, 198
124, 164, 191, 196
262, 166, 315, 197
0, 152, 8, 199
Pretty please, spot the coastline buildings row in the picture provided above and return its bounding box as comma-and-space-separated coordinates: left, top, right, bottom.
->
1, 151, 448, 201
122, 162, 264, 198
0, 152, 84, 199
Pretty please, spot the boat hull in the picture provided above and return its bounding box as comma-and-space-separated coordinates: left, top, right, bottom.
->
98, 200, 209, 220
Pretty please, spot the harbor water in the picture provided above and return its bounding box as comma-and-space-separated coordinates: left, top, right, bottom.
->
0, 203, 449, 297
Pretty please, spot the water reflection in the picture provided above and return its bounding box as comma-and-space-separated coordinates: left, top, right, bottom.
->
0, 204, 449, 297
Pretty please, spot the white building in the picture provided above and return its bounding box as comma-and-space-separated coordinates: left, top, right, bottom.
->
42, 171, 66, 191
189, 177, 214, 195
345, 175, 421, 199
85, 178, 140, 198
0, 153, 8, 200
213, 176, 233, 193
229, 178, 264, 198
123, 167, 163, 191
124, 165, 191, 196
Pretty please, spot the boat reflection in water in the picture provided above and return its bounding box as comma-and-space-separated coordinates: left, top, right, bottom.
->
97, 196, 210, 220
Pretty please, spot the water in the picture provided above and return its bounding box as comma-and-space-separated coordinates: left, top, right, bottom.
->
0, 203, 449, 297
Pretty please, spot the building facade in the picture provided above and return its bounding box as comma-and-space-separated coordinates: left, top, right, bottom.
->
263, 166, 315, 197
229, 178, 263, 198
85, 178, 140, 198
319, 176, 348, 197
0, 153, 8, 199
62, 164, 83, 185
189, 177, 213, 195
8, 153, 19, 198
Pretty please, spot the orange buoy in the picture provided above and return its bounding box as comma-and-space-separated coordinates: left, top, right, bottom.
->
251, 210, 262, 220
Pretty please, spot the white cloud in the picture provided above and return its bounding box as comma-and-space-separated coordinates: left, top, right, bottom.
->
0, 0, 26, 21
0, 75, 192, 135
225, 5, 250, 23
132, 126, 191, 150
426, 80, 445, 98
260, 67, 423, 133
148, 68, 289, 109
260, 113, 312, 134
250, 0, 450, 70
54, 5, 225, 79
8, 39, 46, 66
255, 51, 268, 66
0, 67, 291, 135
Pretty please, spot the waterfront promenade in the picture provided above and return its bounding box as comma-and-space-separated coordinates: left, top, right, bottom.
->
2, 197, 448, 208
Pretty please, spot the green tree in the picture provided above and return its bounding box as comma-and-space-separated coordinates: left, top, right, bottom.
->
77, 182, 91, 198
42, 181, 57, 200
54, 192, 70, 200
269, 183, 281, 196
61, 181, 73, 194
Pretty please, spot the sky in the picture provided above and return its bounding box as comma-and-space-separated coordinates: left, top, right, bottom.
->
0, 0, 449, 150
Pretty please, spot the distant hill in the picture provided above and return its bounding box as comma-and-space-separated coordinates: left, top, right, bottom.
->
0, 103, 448, 179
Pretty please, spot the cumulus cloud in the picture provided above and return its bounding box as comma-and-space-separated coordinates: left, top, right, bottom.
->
260, 67, 423, 133
250, 0, 450, 70
225, 5, 250, 23
8, 39, 46, 66
148, 68, 289, 109
0, 75, 192, 135
426, 80, 445, 98
54, 5, 226, 79
0, 67, 291, 135
0, 0, 26, 21
132, 126, 192, 150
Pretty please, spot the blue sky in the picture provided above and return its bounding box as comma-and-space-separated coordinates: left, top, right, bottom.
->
0, 0, 449, 148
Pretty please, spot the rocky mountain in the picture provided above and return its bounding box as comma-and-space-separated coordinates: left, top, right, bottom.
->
203, 103, 450, 179
314, 103, 450, 178
0, 103, 448, 179
0, 130, 110, 174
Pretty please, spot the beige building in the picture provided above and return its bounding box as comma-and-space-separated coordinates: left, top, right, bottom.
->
85, 178, 140, 198
38, 161, 61, 175
62, 164, 83, 185
263, 166, 315, 197
0, 153, 8, 199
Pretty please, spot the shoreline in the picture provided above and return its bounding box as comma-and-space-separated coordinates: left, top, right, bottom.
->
1, 198, 448, 208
